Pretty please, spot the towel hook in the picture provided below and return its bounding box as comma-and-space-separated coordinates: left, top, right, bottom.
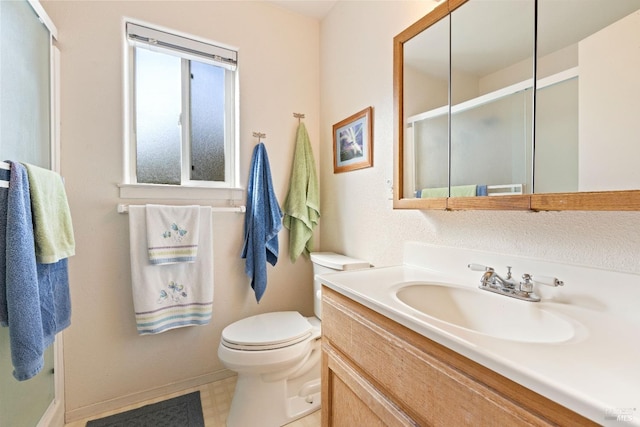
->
293, 112, 305, 124
252, 131, 266, 143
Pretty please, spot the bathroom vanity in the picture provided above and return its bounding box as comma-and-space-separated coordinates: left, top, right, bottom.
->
319, 243, 640, 426
321, 288, 593, 426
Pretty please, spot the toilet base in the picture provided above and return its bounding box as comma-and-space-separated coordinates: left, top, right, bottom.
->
226, 363, 320, 427
220, 317, 322, 427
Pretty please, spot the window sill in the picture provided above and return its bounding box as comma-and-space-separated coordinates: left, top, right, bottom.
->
118, 183, 244, 201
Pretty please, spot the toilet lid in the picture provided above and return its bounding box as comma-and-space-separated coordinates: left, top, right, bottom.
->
221, 311, 313, 350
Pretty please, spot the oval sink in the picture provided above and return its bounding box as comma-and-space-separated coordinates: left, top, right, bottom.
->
395, 283, 575, 343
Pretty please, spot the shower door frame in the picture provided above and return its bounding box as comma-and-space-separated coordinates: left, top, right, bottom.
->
36, 40, 65, 427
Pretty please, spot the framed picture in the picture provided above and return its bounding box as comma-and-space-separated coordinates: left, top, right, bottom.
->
333, 106, 373, 173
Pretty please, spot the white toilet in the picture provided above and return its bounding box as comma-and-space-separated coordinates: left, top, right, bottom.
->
218, 252, 369, 427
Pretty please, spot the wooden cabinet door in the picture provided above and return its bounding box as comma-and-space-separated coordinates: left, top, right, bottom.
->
322, 343, 416, 427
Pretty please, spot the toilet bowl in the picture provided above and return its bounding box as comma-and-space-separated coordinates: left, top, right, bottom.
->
218, 252, 369, 427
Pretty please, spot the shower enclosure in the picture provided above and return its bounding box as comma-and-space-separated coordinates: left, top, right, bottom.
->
0, 1, 63, 425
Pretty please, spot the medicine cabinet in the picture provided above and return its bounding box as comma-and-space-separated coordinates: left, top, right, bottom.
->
394, 0, 640, 210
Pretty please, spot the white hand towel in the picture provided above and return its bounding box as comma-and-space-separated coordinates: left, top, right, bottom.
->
129, 206, 213, 335
146, 204, 200, 265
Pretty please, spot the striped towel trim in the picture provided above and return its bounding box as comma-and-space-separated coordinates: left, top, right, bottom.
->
148, 245, 198, 265
135, 302, 212, 335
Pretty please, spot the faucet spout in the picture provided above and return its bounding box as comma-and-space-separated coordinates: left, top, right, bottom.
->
490, 268, 518, 290
474, 265, 516, 290
480, 269, 495, 284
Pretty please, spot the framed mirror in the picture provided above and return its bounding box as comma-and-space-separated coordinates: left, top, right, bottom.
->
394, 0, 640, 211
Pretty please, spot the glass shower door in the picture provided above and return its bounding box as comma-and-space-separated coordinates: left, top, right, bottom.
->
0, 1, 58, 425
0, 329, 55, 427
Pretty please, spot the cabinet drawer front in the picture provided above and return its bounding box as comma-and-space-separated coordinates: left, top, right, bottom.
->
322, 288, 555, 426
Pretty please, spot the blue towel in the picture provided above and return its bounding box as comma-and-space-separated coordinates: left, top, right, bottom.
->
0, 162, 73, 380
37, 259, 72, 347
241, 143, 282, 302
2, 162, 45, 380
0, 173, 8, 325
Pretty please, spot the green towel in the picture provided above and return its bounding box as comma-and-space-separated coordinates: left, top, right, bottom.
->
283, 123, 320, 262
420, 187, 449, 198
23, 163, 75, 264
421, 185, 477, 198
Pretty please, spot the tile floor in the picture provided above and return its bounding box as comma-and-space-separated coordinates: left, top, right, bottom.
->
63, 375, 321, 427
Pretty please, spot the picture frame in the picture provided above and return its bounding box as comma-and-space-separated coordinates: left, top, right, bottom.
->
333, 106, 373, 173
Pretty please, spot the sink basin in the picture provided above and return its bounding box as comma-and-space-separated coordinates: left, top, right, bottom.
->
395, 283, 575, 343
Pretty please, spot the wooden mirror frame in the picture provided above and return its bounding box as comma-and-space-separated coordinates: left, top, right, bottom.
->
393, 0, 640, 211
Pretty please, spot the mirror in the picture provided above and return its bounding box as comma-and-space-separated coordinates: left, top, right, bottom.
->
402, 13, 449, 200
450, 0, 534, 198
535, 0, 640, 194
394, 0, 640, 211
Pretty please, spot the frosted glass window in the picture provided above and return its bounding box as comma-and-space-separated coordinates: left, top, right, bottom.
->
135, 49, 181, 185
127, 22, 237, 188
190, 62, 225, 182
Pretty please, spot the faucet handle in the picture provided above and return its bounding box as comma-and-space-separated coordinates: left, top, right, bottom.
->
468, 263, 492, 272
532, 275, 564, 287
519, 273, 534, 293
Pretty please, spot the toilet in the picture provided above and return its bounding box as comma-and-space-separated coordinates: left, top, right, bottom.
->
218, 252, 369, 427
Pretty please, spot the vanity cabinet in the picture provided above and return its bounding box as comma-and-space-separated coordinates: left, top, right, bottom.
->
321, 287, 596, 426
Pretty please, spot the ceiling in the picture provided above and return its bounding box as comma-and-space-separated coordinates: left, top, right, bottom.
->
266, 0, 338, 19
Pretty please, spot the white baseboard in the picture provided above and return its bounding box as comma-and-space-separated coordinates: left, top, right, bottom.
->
37, 398, 65, 427
64, 369, 235, 423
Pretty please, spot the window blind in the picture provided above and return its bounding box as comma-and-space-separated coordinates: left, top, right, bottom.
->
126, 22, 237, 71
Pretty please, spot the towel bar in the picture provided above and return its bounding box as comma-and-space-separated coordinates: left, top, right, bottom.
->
0, 161, 9, 189
117, 203, 246, 214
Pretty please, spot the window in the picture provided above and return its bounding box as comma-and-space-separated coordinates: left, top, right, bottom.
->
124, 22, 238, 190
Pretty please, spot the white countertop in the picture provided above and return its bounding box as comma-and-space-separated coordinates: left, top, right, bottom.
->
318, 243, 640, 426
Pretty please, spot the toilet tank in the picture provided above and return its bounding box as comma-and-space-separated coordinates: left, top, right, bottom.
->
310, 252, 369, 320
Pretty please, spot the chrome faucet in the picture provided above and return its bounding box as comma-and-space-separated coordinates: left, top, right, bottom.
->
478, 265, 518, 290
468, 264, 564, 302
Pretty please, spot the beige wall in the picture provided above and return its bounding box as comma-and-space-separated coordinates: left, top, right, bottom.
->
319, 1, 640, 272
42, 0, 320, 419
39, 0, 640, 421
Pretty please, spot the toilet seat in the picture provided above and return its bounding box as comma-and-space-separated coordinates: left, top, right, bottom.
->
221, 311, 313, 351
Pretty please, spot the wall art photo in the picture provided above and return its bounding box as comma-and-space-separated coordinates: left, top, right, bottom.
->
333, 106, 373, 173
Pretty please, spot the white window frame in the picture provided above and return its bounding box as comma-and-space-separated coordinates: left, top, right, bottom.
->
120, 19, 242, 200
